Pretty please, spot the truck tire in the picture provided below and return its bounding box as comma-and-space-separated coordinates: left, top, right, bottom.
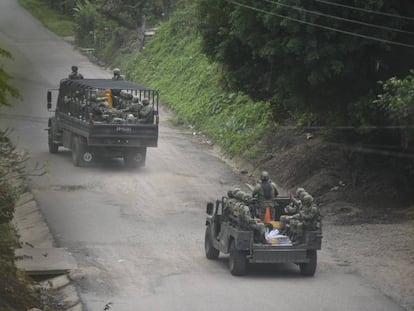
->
48, 130, 59, 154
72, 137, 93, 167
205, 225, 219, 260
300, 250, 317, 276
124, 148, 146, 168
229, 240, 247, 276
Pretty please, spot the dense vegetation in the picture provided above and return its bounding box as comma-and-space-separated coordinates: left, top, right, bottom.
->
0, 49, 41, 309
197, 1, 414, 125
124, 5, 273, 156
18, 0, 414, 157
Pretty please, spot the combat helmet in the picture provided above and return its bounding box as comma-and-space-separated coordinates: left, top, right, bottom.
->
113, 68, 120, 75
295, 187, 305, 196
142, 98, 150, 105
260, 171, 269, 181
302, 194, 314, 205
228, 187, 241, 198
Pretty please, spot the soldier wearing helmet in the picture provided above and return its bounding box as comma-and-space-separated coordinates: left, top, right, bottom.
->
252, 171, 279, 220
68, 65, 84, 79
288, 187, 306, 212
224, 190, 267, 242
138, 98, 154, 123
285, 194, 321, 242
112, 68, 124, 80
122, 96, 143, 117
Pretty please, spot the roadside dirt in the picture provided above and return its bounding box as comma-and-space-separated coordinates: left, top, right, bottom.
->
190, 125, 414, 311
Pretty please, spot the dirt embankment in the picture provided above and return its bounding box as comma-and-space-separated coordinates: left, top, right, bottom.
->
194, 126, 414, 311
254, 129, 414, 311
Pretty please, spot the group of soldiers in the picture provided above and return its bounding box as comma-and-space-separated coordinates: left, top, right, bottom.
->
223, 171, 321, 243
66, 66, 153, 124
279, 188, 321, 242
87, 91, 153, 124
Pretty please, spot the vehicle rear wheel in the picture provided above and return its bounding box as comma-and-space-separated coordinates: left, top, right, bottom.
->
124, 148, 146, 168
205, 225, 219, 259
48, 130, 59, 154
72, 137, 92, 166
299, 250, 317, 276
72, 137, 81, 166
229, 240, 247, 276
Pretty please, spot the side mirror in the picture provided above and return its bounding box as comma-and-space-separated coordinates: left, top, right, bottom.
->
47, 91, 52, 110
206, 202, 214, 215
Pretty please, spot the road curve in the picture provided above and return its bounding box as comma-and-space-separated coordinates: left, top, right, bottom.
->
0, 1, 405, 310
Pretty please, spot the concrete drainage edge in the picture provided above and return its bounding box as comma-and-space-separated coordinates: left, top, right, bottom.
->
13, 191, 84, 311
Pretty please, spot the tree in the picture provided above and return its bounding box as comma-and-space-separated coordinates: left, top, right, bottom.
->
0, 48, 20, 108
375, 71, 414, 150
196, 0, 414, 123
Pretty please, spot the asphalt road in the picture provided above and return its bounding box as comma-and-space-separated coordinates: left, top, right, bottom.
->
0, 1, 406, 310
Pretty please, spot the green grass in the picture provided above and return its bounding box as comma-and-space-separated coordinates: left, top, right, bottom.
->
18, 0, 75, 37
124, 7, 274, 157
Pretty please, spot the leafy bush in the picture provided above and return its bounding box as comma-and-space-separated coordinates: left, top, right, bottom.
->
73, 0, 98, 46
375, 72, 414, 150
376, 72, 414, 124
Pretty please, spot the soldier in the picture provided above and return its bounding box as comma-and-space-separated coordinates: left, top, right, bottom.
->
224, 193, 267, 243
288, 194, 320, 242
252, 171, 279, 220
115, 90, 132, 109
122, 96, 143, 117
68, 65, 84, 79
138, 98, 154, 123
280, 188, 304, 234
88, 93, 108, 121
291, 187, 305, 209
112, 68, 124, 80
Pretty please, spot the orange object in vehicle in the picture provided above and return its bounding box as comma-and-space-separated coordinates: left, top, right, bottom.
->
264, 207, 271, 223
105, 88, 113, 108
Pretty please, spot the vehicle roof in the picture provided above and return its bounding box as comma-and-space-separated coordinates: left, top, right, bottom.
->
59, 78, 152, 91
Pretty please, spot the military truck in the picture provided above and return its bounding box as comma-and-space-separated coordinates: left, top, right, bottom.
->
204, 196, 322, 276
46, 78, 159, 167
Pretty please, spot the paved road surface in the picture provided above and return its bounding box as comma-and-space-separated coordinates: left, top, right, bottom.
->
0, 1, 405, 310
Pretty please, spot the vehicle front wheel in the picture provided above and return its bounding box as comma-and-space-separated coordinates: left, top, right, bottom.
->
48, 131, 59, 154
229, 240, 248, 276
205, 225, 219, 260
299, 250, 317, 276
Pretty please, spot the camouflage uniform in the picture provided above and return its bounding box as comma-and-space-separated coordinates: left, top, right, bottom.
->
252, 171, 279, 220
224, 198, 266, 242
280, 188, 306, 234
68, 66, 84, 79
122, 96, 143, 117
138, 98, 154, 123
289, 194, 320, 242
112, 68, 124, 80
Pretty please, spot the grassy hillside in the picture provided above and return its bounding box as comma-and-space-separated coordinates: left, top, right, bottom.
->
18, 0, 74, 37
124, 7, 273, 158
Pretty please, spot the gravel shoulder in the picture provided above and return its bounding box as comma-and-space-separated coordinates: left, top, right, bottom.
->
324, 214, 414, 311
191, 126, 414, 311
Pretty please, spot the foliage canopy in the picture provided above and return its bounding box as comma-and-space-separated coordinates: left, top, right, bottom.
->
196, 0, 414, 123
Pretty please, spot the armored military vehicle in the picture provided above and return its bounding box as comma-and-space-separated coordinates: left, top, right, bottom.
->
46, 78, 159, 167
204, 196, 322, 276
